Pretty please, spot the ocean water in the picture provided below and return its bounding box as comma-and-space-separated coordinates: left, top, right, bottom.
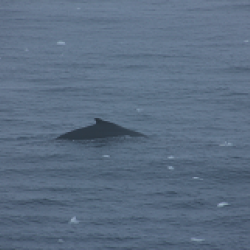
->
1, 0, 250, 249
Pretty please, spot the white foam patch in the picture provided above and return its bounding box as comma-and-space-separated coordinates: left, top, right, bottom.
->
219, 141, 233, 147
102, 155, 110, 158
69, 216, 79, 224
191, 237, 205, 242
58, 239, 64, 243
168, 166, 174, 170
217, 202, 229, 208
244, 40, 249, 43
168, 155, 175, 159
57, 41, 66, 46
192, 176, 203, 180
136, 108, 143, 112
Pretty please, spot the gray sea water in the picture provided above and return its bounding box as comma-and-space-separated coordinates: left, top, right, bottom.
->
1, 0, 250, 249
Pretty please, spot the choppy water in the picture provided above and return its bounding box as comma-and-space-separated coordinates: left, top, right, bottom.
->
1, 1, 250, 249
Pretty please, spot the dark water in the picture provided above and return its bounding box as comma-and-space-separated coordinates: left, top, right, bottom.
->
1, 1, 250, 249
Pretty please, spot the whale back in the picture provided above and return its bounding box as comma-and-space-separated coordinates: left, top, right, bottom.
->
57, 118, 145, 140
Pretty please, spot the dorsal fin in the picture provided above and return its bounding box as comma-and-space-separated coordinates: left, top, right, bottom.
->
95, 118, 105, 124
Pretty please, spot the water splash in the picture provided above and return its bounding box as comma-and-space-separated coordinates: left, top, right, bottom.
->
219, 141, 233, 147
191, 237, 205, 242
69, 216, 79, 224
217, 202, 229, 208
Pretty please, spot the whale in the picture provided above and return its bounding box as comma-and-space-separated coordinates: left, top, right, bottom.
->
56, 118, 145, 140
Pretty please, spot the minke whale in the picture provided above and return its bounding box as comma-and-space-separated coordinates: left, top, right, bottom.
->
57, 118, 145, 140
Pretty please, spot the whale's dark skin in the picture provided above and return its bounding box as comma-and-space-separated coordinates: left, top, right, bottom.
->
57, 118, 145, 140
